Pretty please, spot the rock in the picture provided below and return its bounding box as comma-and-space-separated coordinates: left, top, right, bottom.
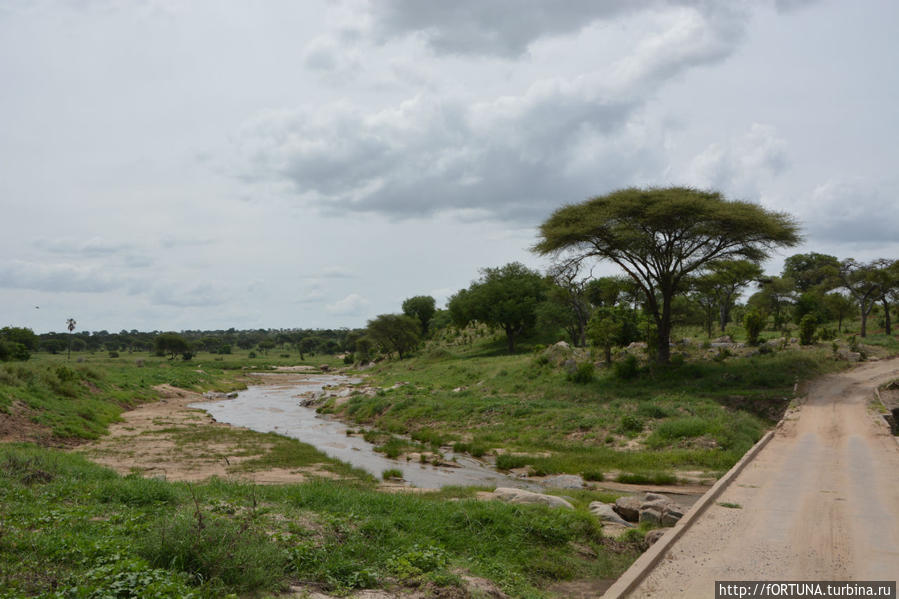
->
541, 341, 575, 366
640, 506, 663, 525
713, 335, 733, 343
638, 493, 684, 527
318, 364, 330, 372
589, 502, 634, 527
562, 358, 577, 374
838, 350, 862, 362
789, 338, 799, 344
645, 529, 666, 546
613, 496, 642, 522
627, 341, 647, 350
491, 487, 574, 509
540, 474, 584, 489
661, 508, 684, 527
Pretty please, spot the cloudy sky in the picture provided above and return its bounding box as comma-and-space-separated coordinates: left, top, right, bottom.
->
2, 0, 897, 333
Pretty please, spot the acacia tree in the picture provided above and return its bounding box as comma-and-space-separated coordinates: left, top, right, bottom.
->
534, 187, 800, 363
448, 262, 546, 353
839, 259, 883, 337
871, 259, 899, 335
697, 260, 764, 332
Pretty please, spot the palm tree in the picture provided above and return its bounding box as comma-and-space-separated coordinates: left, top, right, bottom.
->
66, 318, 76, 360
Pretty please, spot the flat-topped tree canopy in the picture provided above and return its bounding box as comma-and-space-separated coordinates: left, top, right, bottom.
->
533, 186, 801, 362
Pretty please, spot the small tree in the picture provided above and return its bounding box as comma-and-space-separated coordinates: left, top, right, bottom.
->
66, 318, 77, 361
402, 296, 437, 337
586, 306, 642, 364
448, 262, 547, 353
839, 259, 882, 337
154, 333, 190, 359
799, 314, 817, 345
743, 310, 766, 346
366, 314, 421, 359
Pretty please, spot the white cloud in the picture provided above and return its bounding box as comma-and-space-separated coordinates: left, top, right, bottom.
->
685, 123, 789, 199
325, 293, 370, 315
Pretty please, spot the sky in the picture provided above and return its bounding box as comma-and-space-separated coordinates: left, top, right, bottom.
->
2, 0, 897, 334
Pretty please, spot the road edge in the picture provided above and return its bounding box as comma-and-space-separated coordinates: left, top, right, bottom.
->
601, 427, 777, 598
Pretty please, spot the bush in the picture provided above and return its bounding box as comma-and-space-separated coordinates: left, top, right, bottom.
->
818, 327, 837, 341
567, 361, 595, 384
743, 310, 766, 346
799, 314, 817, 345
582, 470, 604, 482
618, 414, 644, 434
613, 354, 639, 380
108, 351, 119, 358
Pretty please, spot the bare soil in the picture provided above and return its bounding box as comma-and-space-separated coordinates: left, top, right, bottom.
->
628, 358, 899, 598
75, 384, 337, 483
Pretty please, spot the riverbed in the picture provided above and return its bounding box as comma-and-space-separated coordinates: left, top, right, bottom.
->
188, 373, 537, 489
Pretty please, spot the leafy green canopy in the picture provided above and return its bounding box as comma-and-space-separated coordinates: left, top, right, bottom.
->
534, 187, 800, 361
448, 262, 546, 353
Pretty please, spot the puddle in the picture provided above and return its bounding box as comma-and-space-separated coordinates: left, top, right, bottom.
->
189, 374, 538, 489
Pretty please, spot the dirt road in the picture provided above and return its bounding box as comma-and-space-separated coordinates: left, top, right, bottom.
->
626, 359, 899, 597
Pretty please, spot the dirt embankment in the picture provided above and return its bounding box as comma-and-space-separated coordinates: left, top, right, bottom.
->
76, 384, 335, 484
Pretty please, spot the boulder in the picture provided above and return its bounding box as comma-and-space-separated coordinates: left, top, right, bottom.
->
541, 341, 575, 366
589, 502, 634, 527
490, 487, 573, 509
638, 492, 684, 527
319, 364, 330, 372
838, 350, 862, 362
661, 508, 684, 527
613, 496, 642, 522
639, 506, 662, 525
713, 335, 733, 343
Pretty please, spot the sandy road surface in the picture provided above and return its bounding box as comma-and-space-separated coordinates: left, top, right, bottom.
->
629, 359, 899, 598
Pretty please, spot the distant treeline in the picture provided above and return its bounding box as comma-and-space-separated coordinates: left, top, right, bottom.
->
0, 327, 364, 360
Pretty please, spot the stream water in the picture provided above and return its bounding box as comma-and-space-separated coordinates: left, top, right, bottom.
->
189, 373, 538, 489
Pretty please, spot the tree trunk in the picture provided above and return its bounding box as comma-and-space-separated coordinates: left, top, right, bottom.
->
860, 304, 869, 337
505, 325, 516, 353
604, 345, 612, 364
656, 294, 672, 363
883, 299, 892, 335
719, 303, 727, 332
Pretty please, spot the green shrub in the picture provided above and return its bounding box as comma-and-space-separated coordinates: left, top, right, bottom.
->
567, 361, 595, 384
743, 310, 765, 346
582, 470, 604, 482
616, 471, 677, 485
618, 414, 644, 434
613, 354, 639, 380
799, 314, 817, 345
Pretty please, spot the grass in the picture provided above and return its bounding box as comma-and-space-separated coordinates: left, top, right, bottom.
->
330, 332, 844, 482
0, 444, 641, 598
0, 349, 341, 441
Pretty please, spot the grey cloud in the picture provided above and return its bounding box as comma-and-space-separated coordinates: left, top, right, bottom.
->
0, 260, 124, 293
801, 179, 899, 244
149, 282, 226, 307
368, 0, 657, 58
235, 6, 745, 221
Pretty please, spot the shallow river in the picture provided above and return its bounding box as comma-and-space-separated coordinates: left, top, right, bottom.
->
189, 373, 538, 489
